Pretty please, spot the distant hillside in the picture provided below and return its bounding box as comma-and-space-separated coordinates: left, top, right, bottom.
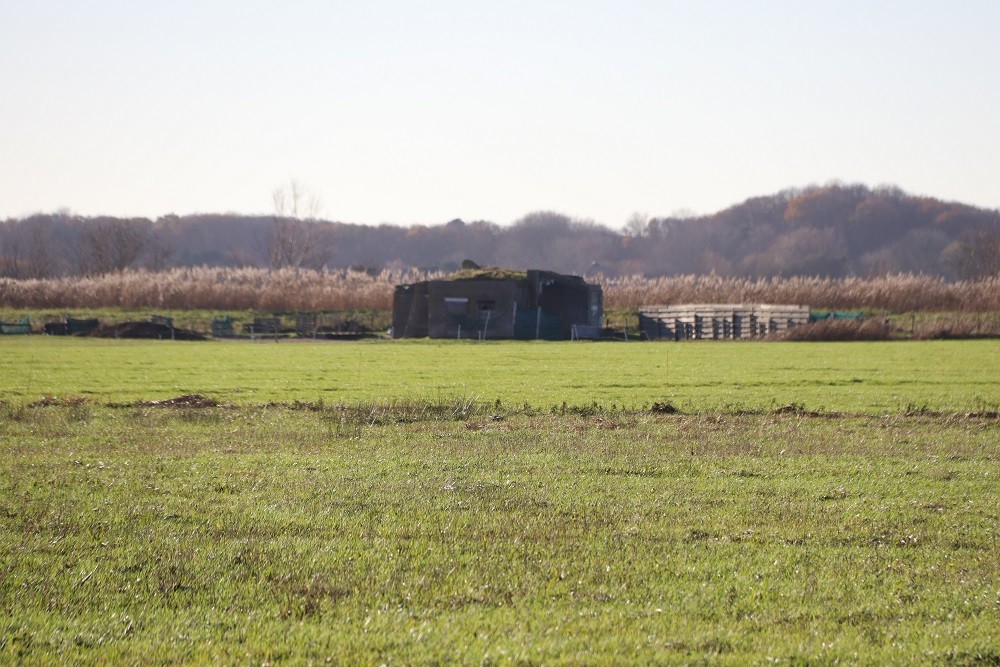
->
2, 183, 997, 280
633, 183, 998, 279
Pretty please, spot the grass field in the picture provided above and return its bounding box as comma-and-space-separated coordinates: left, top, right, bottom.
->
2, 337, 999, 414
1, 338, 998, 663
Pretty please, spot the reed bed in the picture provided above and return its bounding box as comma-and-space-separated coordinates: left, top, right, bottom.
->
602, 273, 1000, 312
0, 268, 997, 312
0, 267, 434, 312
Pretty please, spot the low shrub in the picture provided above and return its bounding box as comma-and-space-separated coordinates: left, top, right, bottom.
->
768, 318, 892, 341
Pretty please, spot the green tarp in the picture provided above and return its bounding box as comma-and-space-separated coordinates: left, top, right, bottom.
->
514, 308, 563, 340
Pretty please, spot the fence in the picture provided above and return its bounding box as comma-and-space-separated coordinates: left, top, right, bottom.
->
0, 316, 30, 335
211, 316, 234, 338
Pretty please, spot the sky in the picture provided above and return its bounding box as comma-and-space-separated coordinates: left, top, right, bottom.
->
2, 1, 999, 228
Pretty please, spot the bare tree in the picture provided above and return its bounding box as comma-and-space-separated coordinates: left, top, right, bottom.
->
0, 218, 59, 278
23, 218, 57, 278
624, 211, 648, 238
144, 226, 175, 271
950, 226, 1000, 279
0, 223, 24, 278
266, 179, 332, 270
74, 219, 146, 275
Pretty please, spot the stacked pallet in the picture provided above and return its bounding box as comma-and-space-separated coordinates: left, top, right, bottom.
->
638, 304, 810, 340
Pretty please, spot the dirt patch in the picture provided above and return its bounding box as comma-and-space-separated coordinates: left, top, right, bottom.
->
29, 396, 91, 407
773, 404, 822, 417
91, 321, 207, 341
965, 411, 1000, 419
133, 394, 219, 408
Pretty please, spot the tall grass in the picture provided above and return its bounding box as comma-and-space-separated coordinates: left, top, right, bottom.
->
0, 267, 432, 311
602, 273, 1000, 312
1, 268, 997, 312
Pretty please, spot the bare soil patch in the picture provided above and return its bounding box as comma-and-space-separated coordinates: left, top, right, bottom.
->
91, 321, 207, 341
132, 394, 219, 408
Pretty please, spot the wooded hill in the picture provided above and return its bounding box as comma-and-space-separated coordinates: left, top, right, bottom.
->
2, 183, 997, 280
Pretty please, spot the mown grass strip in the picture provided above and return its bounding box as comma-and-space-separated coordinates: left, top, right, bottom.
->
3, 337, 999, 414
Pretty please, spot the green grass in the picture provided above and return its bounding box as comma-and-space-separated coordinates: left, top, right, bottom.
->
0, 405, 996, 663
0, 307, 391, 335
2, 337, 998, 414
2, 339, 998, 663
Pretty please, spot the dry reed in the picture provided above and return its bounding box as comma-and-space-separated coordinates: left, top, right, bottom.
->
0, 269, 997, 313
768, 319, 892, 342
601, 274, 1000, 312
0, 267, 434, 312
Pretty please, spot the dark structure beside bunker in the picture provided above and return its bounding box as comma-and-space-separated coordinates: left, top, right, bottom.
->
393, 269, 603, 340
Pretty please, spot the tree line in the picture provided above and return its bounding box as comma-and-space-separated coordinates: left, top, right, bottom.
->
1, 183, 997, 280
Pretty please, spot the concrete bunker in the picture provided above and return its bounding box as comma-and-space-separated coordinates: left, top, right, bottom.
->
392, 269, 603, 340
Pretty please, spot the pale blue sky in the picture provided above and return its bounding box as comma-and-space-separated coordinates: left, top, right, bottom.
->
2, 1, 998, 227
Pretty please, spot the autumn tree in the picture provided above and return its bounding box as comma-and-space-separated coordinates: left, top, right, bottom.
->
496, 211, 612, 275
